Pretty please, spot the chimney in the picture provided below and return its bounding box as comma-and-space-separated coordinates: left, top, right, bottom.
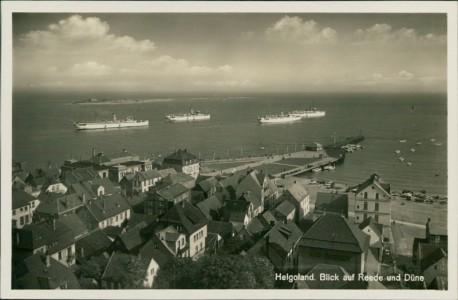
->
82, 193, 86, 204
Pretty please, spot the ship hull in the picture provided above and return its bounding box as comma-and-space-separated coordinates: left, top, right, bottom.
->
166, 115, 210, 122
258, 116, 301, 124
289, 110, 326, 118
74, 120, 149, 130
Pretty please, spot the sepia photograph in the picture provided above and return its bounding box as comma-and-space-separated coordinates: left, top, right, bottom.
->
1, 1, 457, 299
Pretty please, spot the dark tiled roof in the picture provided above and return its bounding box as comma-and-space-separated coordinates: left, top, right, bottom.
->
83, 193, 130, 222
163, 149, 198, 165
273, 200, 296, 218
359, 216, 383, 238
136, 169, 161, 181
16, 220, 75, 254
157, 183, 189, 200
315, 192, 348, 215
197, 177, 219, 193
300, 214, 369, 253
103, 226, 125, 238
157, 168, 177, 177
62, 168, 100, 185
268, 220, 303, 256
102, 252, 150, 283
160, 202, 207, 235
284, 182, 309, 203
139, 235, 174, 268
37, 192, 84, 215
420, 245, 447, 271
239, 191, 262, 210
428, 221, 447, 236
246, 218, 266, 236
59, 213, 89, 239
16, 253, 80, 289
13, 190, 36, 209
76, 230, 112, 258
224, 200, 251, 223
118, 226, 144, 251
207, 221, 234, 240
126, 212, 157, 230
163, 172, 195, 185
196, 195, 224, 220
355, 173, 391, 197
236, 171, 263, 202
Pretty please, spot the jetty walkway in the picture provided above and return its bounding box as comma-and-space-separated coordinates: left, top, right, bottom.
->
200, 149, 341, 178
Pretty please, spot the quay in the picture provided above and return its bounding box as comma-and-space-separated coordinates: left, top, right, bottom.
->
200, 135, 364, 178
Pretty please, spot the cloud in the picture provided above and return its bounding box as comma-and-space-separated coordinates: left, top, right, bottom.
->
69, 61, 112, 76
266, 16, 337, 44
19, 15, 156, 53
355, 23, 446, 45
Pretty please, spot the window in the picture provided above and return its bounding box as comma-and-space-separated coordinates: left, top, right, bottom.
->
58, 251, 62, 260
363, 214, 367, 220
364, 192, 368, 199
435, 236, 441, 244
31, 201, 35, 208
364, 202, 368, 210
375, 193, 379, 200
25, 215, 29, 224
375, 215, 379, 222
375, 203, 379, 211
20, 216, 24, 226
68, 246, 72, 256
13, 209, 16, 216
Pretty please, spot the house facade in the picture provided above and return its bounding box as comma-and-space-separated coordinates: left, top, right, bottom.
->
353, 174, 392, 226
162, 149, 200, 179
12, 190, 39, 229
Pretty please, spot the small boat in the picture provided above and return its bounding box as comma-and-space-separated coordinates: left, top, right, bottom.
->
399, 140, 407, 143
430, 138, 436, 142
260, 147, 265, 150
434, 142, 443, 146
324, 165, 335, 171
166, 108, 210, 122
395, 150, 401, 154
410, 148, 415, 152
258, 112, 301, 124
407, 162, 412, 166
312, 167, 322, 172
416, 142, 422, 145
399, 156, 405, 162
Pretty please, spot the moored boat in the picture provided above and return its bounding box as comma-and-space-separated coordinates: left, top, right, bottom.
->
74, 113, 148, 130
395, 150, 401, 154
312, 167, 322, 172
399, 156, 405, 162
399, 140, 407, 143
410, 148, 415, 152
289, 107, 326, 118
258, 112, 301, 124
166, 108, 210, 122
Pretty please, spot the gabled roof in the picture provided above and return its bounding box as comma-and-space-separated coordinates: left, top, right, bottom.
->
224, 200, 251, 223
139, 235, 174, 268
156, 183, 189, 200
16, 220, 75, 254
355, 173, 391, 197
239, 191, 262, 210
420, 246, 447, 271
268, 220, 303, 256
428, 220, 447, 236
13, 190, 36, 209
157, 168, 177, 177
82, 193, 130, 222
76, 230, 112, 258
236, 171, 263, 201
59, 213, 89, 239
197, 177, 219, 193
300, 214, 369, 253
62, 168, 100, 186
208, 221, 234, 240
126, 212, 157, 230
136, 169, 161, 182
16, 253, 80, 289
163, 172, 195, 185
70, 178, 117, 199
118, 226, 144, 251
246, 218, 266, 236
37, 192, 84, 215
196, 195, 224, 220
163, 149, 198, 165
101, 252, 150, 284
284, 182, 309, 203
315, 192, 348, 215
359, 216, 383, 238
273, 200, 296, 218
159, 202, 207, 235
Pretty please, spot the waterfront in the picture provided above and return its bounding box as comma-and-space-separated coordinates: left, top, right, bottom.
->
13, 92, 447, 194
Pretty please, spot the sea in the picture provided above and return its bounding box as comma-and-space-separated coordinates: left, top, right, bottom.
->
12, 92, 448, 195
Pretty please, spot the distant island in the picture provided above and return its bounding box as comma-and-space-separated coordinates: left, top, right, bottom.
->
72, 98, 174, 105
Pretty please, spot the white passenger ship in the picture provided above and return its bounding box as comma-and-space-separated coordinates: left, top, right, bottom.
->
166, 108, 210, 122
257, 112, 301, 124
74, 113, 148, 130
289, 107, 326, 118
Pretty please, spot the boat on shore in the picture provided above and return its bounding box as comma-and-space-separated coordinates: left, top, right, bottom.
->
324, 164, 335, 171
395, 150, 401, 154
312, 167, 322, 172
399, 140, 407, 143
74, 113, 148, 130
289, 107, 326, 118
166, 108, 210, 122
410, 148, 416, 152
258, 112, 301, 124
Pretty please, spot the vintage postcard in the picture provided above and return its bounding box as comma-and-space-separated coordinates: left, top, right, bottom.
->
1, 1, 457, 299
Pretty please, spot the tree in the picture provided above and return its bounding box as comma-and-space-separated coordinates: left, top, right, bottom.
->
153, 257, 196, 289
120, 255, 149, 289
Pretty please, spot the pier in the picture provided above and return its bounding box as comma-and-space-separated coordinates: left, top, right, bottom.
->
200, 134, 364, 178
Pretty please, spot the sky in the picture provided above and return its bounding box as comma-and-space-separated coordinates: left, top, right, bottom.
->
12, 13, 447, 94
